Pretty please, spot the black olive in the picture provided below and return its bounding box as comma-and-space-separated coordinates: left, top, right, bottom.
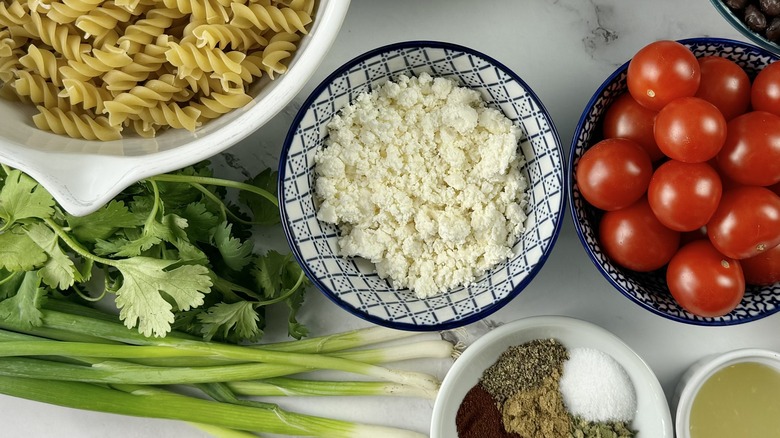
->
724, 0, 750, 9
767, 17, 780, 41
745, 4, 768, 32
760, 0, 780, 16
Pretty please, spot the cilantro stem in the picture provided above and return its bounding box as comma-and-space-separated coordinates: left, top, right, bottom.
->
149, 174, 278, 208
0, 271, 18, 287
145, 179, 161, 229
42, 218, 116, 267
188, 182, 229, 223
252, 269, 305, 306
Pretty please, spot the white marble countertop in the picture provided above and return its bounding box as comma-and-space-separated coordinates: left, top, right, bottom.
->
3, 0, 779, 436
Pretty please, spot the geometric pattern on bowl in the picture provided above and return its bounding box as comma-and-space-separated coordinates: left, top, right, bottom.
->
280, 41, 565, 330
568, 37, 780, 326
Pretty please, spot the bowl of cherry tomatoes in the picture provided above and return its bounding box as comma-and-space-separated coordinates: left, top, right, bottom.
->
569, 37, 780, 325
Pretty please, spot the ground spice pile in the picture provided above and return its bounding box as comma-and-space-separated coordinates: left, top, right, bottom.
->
454, 339, 638, 438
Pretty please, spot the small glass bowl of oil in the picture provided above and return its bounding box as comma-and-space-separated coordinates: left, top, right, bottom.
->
673, 349, 780, 438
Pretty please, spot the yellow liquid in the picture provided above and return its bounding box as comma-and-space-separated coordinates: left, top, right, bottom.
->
689, 361, 780, 438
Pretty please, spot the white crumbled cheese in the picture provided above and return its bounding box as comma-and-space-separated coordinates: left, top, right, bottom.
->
313, 72, 529, 298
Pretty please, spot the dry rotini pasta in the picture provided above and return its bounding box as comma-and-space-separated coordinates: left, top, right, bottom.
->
0, 0, 316, 140
48, 0, 105, 25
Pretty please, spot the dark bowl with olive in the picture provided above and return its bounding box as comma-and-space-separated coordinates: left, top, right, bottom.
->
711, 0, 780, 54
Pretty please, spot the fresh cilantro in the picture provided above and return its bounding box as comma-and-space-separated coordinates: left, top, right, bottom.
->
0, 229, 47, 271
110, 215, 188, 258
239, 169, 280, 225
212, 221, 253, 272
197, 301, 261, 342
65, 200, 140, 243
25, 222, 80, 290
0, 271, 45, 328
0, 163, 309, 342
282, 261, 309, 339
252, 250, 291, 298
179, 202, 220, 243
113, 257, 212, 337
0, 169, 55, 226
0, 270, 25, 300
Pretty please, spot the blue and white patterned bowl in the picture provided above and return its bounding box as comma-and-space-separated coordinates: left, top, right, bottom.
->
569, 37, 780, 326
279, 41, 565, 330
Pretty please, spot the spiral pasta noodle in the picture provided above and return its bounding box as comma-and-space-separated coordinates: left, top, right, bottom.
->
230, 3, 311, 33
33, 106, 122, 141
48, 0, 104, 25
0, 0, 316, 140
14, 71, 69, 109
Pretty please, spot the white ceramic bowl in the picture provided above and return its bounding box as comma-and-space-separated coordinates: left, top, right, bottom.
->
430, 316, 673, 438
0, 1, 350, 216
673, 348, 780, 438
279, 41, 565, 331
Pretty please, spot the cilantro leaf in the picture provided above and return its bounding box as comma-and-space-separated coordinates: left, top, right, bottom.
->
252, 250, 291, 299
197, 301, 261, 342
0, 170, 55, 225
110, 214, 188, 258
212, 221, 253, 272
282, 261, 309, 339
179, 202, 219, 243
113, 257, 212, 337
66, 200, 140, 243
0, 270, 25, 299
0, 271, 45, 328
0, 229, 47, 271
25, 222, 79, 290
239, 169, 280, 225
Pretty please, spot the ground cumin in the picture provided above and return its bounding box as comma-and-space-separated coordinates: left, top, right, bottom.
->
501, 374, 571, 438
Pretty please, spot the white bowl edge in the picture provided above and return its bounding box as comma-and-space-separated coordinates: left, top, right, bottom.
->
0, 1, 351, 217
430, 315, 673, 438
673, 348, 780, 438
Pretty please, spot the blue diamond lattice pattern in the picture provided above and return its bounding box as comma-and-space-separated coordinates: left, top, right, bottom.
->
280, 42, 565, 330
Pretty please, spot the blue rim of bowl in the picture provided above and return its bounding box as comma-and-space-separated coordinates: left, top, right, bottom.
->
279, 40, 566, 331
709, 0, 780, 55
567, 36, 780, 327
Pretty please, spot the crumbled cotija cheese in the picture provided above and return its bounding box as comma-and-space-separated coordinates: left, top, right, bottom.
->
314, 72, 528, 298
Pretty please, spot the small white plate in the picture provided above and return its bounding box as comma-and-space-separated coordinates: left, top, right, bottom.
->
430, 315, 673, 437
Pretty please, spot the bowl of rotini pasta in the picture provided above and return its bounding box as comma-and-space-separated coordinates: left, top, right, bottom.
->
0, 0, 350, 216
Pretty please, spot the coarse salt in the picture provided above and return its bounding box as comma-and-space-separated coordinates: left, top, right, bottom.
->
558, 347, 637, 423
313, 72, 529, 298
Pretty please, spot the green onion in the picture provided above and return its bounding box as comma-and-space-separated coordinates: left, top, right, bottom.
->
227, 377, 438, 398
0, 377, 427, 438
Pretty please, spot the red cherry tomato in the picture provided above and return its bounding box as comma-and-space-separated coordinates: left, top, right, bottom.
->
647, 160, 722, 231
602, 93, 664, 161
680, 227, 709, 246
695, 56, 751, 121
715, 111, 780, 187
627, 40, 700, 111
599, 198, 680, 272
667, 240, 745, 317
740, 243, 780, 285
707, 186, 780, 260
751, 61, 780, 117
654, 97, 727, 163
576, 138, 653, 211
